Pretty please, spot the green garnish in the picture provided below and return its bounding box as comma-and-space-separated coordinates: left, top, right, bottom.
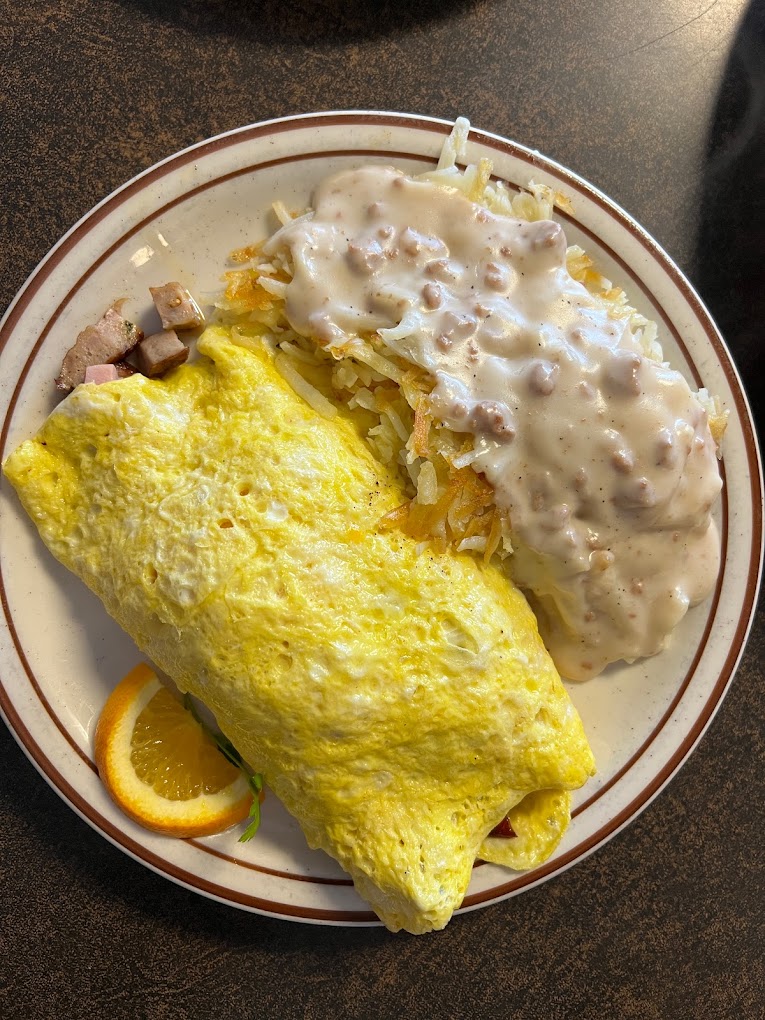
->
183, 693, 264, 842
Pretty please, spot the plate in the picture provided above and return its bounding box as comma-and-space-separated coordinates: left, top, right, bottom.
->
0, 112, 762, 926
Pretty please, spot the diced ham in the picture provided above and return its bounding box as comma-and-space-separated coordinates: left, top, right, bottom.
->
83, 364, 119, 384
55, 308, 144, 391
149, 282, 205, 331
135, 330, 189, 377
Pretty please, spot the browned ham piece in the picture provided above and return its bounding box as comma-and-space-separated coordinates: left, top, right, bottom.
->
55, 308, 144, 390
135, 330, 189, 377
149, 282, 205, 331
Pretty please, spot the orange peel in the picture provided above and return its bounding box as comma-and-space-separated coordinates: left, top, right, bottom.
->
94, 663, 254, 838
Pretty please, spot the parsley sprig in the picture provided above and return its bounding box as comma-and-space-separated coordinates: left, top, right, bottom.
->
183, 694, 264, 842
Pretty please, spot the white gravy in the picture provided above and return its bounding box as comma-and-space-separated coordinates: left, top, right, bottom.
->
266, 165, 722, 680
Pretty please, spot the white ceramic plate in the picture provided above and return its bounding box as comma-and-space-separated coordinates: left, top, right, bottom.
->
0, 112, 762, 926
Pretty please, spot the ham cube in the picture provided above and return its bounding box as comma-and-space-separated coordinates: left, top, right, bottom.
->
84, 364, 120, 384
135, 330, 189, 377
55, 308, 144, 390
149, 282, 205, 331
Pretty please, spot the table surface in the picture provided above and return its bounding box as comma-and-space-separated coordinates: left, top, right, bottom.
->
1, 2, 763, 1018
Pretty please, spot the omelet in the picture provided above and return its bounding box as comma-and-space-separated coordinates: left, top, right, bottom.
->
3, 326, 594, 933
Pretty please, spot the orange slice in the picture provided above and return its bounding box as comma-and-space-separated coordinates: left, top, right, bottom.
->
94, 663, 254, 838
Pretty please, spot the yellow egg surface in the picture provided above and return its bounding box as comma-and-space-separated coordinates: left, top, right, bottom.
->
3, 326, 594, 933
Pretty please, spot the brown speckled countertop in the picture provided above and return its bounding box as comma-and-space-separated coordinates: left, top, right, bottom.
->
1, 2, 763, 1017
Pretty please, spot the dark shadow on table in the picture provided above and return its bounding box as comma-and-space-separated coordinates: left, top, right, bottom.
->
114, 0, 477, 44
696, 0, 765, 433
0, 724, 395, 953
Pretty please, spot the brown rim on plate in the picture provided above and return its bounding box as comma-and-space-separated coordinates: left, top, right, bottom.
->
0, 112, 762, 924
0, 145, 733, 874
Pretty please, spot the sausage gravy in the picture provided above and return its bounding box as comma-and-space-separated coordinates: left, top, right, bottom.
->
265, 165, 722, 680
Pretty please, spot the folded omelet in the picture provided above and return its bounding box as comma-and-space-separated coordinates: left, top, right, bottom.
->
3, 326, 594, 933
